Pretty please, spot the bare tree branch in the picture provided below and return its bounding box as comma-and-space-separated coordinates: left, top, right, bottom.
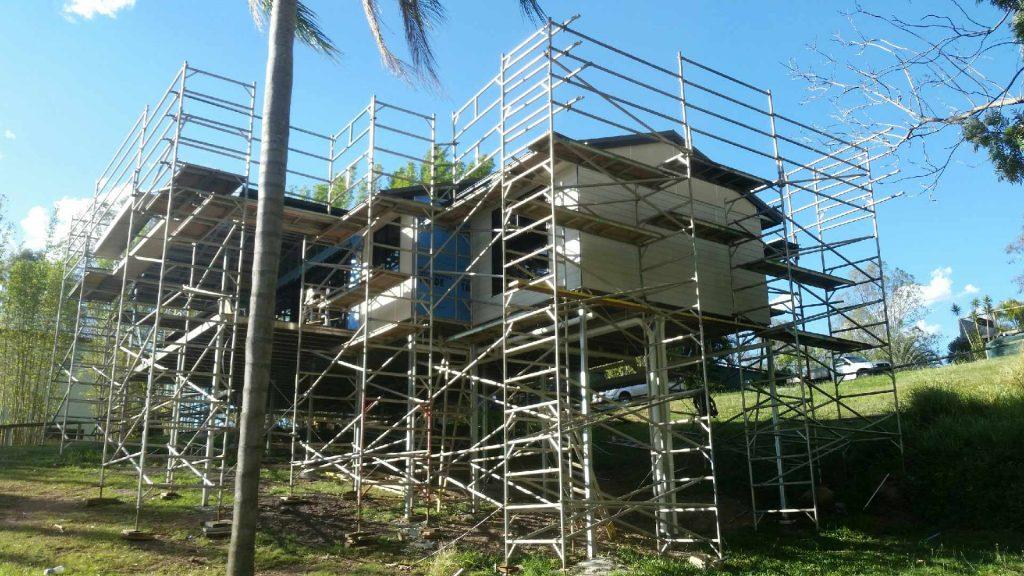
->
790, 0, 1024, 192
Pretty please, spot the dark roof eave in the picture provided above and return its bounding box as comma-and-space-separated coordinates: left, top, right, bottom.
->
239, 177, 484, 215
238, 187, 348, 217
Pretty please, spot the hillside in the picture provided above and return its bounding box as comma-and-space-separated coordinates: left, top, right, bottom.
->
1, 356, 1023, 575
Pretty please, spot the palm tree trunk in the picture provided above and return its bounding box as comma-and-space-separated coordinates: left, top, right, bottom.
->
227, 0, 296, 573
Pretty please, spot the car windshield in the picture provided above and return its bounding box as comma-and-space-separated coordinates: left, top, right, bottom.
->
844, 355, 870, 363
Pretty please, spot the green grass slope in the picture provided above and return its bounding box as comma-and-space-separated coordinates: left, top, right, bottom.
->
0, 355, 1023, 575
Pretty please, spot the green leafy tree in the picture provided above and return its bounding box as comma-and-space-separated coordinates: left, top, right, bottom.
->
389, 146, 495, 188
961, 0, 1024, 182
1010, 218, 1024, 293
984, 295, 997, 337
970, 297, 983, 336
963, 110, 1024, 183
292, 162, 381, 209
948, 335, 974, 364
0, 252, 65, 428
1000, 298, 1024, 331
0, 204, 70, 445
843, 263, 939, 368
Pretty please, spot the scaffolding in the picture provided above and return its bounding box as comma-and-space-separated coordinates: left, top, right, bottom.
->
45, 65, 259, 525
285, 97, 456, 528
43, 17, 902, 568
682, 59, 905, 526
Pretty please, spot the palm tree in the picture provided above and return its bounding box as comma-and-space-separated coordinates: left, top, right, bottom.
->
950, 302, 964, 360
229, 2, 543, 574
969, 297, 983, 358
983, 295, 997, 337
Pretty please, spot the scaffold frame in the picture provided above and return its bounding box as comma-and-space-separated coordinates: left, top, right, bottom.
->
40, 17, 903, 567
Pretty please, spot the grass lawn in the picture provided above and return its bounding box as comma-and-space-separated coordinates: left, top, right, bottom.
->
2, 356, 1023, 575
710, 353, 1022, 421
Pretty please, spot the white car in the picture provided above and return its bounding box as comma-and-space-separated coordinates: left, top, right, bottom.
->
809, 354, 892, 381
593, 378, 718, 416
594, 381, 650, 404
593, 378, 685, 403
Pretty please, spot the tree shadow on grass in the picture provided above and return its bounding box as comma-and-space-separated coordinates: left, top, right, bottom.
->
0, 549, 48, 570
702, 383, 1024, 574
716, 522, 1023, 575
0, 517, 222, 569
0, 489, 220, 539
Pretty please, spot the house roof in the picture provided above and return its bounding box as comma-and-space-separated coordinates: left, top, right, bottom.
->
239, 187, 348, 217
580, 130, 784, 228
241, 130, 783, 229
375, 179, 483, 204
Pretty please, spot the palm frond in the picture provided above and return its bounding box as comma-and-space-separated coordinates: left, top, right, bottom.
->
361, 0, 407, 77
398, 0, 445, 85
518, 0, 546, 22
364, 0, 545, 86
249, 0, 340, 59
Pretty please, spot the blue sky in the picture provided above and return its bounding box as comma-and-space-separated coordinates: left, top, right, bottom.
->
0, 0, 1020, 344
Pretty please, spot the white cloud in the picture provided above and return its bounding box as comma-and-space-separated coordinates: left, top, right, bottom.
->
62, 0, 135, 20
20, 207, 50, 250
915, 320, 942, 335
903, 266, 980, 306
3, 129, 14, 140
918, 267, 953, 306
20, 197, 92, 251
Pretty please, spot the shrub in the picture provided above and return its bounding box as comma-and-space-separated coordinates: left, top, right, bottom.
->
900, 374, 1024, 531
947, 335, 974, 363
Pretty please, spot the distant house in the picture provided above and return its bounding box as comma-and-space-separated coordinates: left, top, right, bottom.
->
958, 314, 998, 342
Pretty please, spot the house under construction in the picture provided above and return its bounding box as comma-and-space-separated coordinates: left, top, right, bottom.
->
45, 18, 903, 567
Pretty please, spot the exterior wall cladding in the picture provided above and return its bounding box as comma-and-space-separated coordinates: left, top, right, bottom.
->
466, 139, 769, 327
355, 136, 767, 331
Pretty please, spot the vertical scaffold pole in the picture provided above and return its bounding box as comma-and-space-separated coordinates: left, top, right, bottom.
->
354, 95, 378, 533
135, 62, 188, 531
99, 104, 149, 498
577, 307, 596, 559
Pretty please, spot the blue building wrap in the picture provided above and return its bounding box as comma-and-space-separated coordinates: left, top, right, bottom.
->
418, 225, 471, 323
343, 193, 471, 329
